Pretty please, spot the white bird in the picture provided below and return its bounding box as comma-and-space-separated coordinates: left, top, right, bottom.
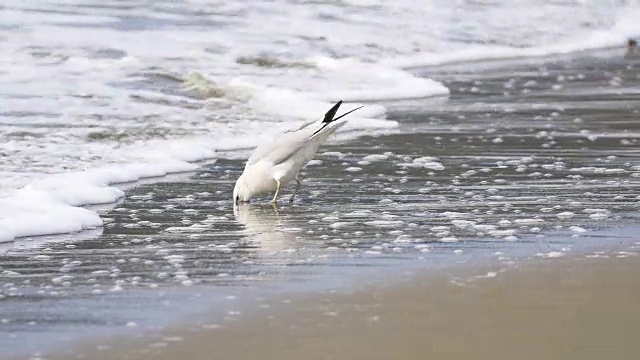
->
233, 100, 363, 205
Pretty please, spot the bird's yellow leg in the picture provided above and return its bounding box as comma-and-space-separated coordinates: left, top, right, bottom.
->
289, 177, 302, 202
271, 180, 281, 203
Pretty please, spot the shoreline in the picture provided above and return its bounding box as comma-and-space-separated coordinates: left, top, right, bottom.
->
53, 245, 640, 360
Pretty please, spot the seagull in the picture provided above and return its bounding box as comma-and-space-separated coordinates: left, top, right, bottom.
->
233, 100, 363, 205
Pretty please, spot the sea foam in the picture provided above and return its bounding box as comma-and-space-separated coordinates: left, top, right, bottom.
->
3, 0, 640, 246
0, 109, 397, 246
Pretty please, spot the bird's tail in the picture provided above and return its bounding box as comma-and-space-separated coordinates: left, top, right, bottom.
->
311, 100, 364, 139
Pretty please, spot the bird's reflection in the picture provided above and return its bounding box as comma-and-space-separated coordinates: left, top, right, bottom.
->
233, 204, 300, 254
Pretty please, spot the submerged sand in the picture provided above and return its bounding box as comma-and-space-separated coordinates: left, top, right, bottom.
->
62, 251, 639, 360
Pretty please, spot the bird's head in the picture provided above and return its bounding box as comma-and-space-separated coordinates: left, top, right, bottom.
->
233, 174, 253, 205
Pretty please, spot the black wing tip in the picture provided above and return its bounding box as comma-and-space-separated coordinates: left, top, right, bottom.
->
322, 100, 343, 123
312, 102, 364, 138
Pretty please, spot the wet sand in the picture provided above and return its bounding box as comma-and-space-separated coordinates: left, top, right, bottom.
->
63, 251, 640, 360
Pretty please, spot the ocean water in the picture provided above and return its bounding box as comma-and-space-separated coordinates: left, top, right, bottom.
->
1, 1, 639, 242
2, 3, 640, 356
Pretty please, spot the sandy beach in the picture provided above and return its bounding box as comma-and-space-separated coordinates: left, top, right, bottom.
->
58, 250, 640, 360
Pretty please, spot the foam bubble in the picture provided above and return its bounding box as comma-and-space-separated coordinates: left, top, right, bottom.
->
557, 212, 575, 219
362, 154, 389, 162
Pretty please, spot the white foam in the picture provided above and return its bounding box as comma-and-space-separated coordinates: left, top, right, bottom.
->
569, 226, 588, 233
0, 137, 226, 244
0, 94, 401, 247
362, 154, 389, 162
589, 213, 610, 221
382, 7, 640, 69
487, 229, 516, 237
398, 158, 446, 170
537, 251, 565, 258
311, 57, 450, 101
451, 220, 476, 229
247, 84, 398, 132
514, 218, 545, 225
557, 212, 575, 219
364, 220, 405, 228
3, 0, 640, 245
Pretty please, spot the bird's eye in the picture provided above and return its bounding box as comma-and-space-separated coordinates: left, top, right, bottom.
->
235, 195, 240, 204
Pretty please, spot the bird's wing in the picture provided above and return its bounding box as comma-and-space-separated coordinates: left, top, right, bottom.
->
246, 125, 315, 167
245, 101, 360, 168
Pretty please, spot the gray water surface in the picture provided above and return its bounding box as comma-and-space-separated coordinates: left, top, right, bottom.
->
2, 50, 640, 358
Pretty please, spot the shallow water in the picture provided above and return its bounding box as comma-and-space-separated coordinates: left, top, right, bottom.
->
2, 47, 640, 357
2, 0, 640, 243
